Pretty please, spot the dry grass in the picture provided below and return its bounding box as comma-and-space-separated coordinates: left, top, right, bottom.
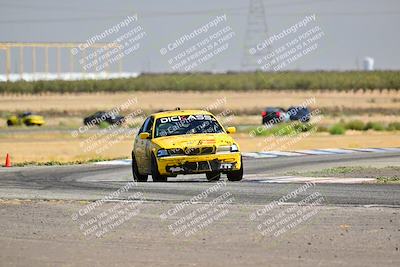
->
236, 132, 400, 152
0, 132, 132, 163
1, 131, 399, 163
1, 90, 399, 115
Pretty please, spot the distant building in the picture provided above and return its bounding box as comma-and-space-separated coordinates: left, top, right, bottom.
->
363, 57, 374, 71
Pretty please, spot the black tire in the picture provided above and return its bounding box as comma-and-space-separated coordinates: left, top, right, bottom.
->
6, 120, 13, 126
227, 157, 243, 181
151, 154, 167, 182
131, 152, 148, 182
206, 172, 221, 181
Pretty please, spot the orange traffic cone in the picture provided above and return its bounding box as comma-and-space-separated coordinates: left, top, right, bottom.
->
5, 153, 11, 167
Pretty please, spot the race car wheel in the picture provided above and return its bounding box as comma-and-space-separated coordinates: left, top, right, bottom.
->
131, 153, 148, 182
206, 172, 221, 181
151, 154, 168, 182
227, 157, 243, 181
6, 120, 13, 126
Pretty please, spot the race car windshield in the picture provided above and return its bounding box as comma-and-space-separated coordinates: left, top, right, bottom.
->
154, 114, 224, 138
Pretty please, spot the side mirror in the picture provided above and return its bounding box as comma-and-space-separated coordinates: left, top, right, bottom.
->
139, 132, 150, 139
226, 127, 236, 134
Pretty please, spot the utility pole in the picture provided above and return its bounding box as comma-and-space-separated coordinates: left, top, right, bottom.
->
241, 0, 270, 71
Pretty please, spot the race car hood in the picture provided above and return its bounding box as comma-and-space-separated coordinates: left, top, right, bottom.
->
152, 133, 235, 149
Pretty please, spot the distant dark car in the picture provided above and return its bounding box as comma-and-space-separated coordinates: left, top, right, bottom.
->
83, 111, 125, 126
261, 107, 288, 125
287, 106, 311, 122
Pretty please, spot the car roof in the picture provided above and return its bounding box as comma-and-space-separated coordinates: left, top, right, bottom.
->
265, 107, 284, 111
288, 106, 309, 110
151, 109, 213, 119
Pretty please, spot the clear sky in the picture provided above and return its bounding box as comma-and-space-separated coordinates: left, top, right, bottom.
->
0, 0, 399, 73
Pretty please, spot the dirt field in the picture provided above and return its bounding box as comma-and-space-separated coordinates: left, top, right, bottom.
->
1, 90, 399, 114
1, 90, 399, 129
1, 131, 399, 163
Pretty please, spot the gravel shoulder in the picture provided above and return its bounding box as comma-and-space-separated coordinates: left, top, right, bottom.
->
289, 166, 400, 183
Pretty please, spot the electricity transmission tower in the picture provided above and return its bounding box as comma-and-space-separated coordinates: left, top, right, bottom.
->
241, 0, 270, 71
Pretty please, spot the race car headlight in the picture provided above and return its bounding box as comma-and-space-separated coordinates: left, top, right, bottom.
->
230, 144, 239, 152
157, 149, 169, 157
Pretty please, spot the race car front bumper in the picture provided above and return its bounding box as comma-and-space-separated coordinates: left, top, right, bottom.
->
157, 152, 241, 175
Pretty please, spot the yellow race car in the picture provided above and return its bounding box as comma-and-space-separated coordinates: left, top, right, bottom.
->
7, 112, 45, 126
131, 109, 243, 182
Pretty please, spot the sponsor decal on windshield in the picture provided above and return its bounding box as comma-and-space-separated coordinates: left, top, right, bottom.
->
159, 114, 215, 124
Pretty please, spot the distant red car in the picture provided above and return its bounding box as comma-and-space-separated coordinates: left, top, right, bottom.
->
261, 107, 287, 125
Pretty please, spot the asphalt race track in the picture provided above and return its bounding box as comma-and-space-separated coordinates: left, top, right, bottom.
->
1, 151, 400, 266
1, 151, 400, 205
